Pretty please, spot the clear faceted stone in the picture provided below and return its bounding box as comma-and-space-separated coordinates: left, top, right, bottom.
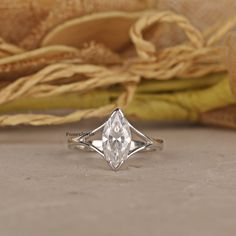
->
102, 109, 131, 169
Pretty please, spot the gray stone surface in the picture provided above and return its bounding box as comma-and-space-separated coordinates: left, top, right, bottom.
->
0, 120, 236, 236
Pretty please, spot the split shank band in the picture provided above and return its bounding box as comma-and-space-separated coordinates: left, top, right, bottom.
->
67, 108, 164, 170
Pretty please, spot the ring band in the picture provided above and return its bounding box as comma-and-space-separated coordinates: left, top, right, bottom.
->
68, 139, 163, 152
67, 108, 164, 170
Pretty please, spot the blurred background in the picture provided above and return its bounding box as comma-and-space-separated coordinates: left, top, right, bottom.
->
0, 0, 236, 127
0, 1, 236, 236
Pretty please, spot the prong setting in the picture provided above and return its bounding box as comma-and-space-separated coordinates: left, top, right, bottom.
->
68, 108, 163, 171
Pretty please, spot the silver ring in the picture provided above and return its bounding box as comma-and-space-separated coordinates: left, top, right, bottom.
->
67, 108, 164, 171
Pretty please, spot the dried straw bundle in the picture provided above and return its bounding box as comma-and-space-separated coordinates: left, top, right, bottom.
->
0, 0, 236, 128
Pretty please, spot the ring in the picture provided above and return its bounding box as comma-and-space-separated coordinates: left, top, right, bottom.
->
67, 108, 164, 171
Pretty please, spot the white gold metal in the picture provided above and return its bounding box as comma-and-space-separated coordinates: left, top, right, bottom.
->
68, 108, 164, 170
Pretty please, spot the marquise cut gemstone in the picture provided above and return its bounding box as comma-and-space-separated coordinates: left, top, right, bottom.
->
102, 109, 131, 169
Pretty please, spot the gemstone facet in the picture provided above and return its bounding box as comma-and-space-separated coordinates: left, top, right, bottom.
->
102, 109, 131, 169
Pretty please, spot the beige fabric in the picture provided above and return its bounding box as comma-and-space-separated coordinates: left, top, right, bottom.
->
0, 0, 155, 48
20, 0, 155, 49
200, 105, 236, 129
226, 33, 236, 96
0, 0, 236, 128
157, 0, 236, 30
1, 0, 236, 48
41, 12, 140, 51
0, 0, 49, 44
200, 32, 236, 129
156, 0, 236, 47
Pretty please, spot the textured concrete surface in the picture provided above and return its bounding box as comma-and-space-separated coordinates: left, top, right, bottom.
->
0, 120, 236, 236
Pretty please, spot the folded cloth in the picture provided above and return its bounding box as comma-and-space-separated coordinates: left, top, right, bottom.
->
0, 0, 236, 128
227, 33, 236, 96
200, 33, 236, 128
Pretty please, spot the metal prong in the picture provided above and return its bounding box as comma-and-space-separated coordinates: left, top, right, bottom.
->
66, 107, 164, 171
